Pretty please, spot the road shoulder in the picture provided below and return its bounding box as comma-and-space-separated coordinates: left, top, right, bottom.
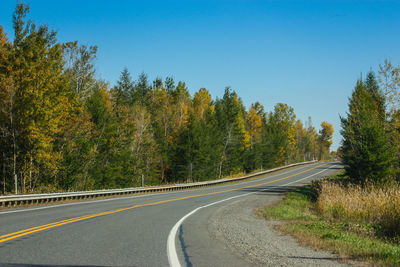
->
207, 191, 349, 266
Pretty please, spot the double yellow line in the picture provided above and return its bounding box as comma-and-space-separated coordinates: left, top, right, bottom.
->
0, 163, 326, 244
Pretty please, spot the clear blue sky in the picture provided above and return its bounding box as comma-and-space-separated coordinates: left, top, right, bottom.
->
1, 0, 400, 150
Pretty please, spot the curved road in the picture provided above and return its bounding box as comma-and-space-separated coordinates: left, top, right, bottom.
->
0, 162, 341, 266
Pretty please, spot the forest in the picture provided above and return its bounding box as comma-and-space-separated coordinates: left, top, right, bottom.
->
0, 4, 333, 194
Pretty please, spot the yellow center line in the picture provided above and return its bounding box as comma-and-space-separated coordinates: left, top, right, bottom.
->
0, 163, 327, 243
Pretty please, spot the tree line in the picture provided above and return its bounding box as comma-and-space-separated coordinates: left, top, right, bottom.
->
0, 4, 333, 194
340, 62, 400, 184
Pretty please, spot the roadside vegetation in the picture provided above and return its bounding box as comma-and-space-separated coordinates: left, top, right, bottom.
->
0, 3, 334, 194
263, 61, 400, 265
263, 170, 400, 265
315, 178, 400, 238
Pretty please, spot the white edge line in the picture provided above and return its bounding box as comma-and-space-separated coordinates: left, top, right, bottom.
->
0, 164, 315, 215
167, 163, 337, 267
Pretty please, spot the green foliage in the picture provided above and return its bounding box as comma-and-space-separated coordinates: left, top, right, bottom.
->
379, 60, 400, 182
112, 67, 134, 106
3, 2, 76, 192
341, 72, 395, 184
263, 103, 297, 166
318, 121, 333, 160
0, 3, 332, 193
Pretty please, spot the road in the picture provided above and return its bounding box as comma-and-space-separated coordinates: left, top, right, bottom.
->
0, 162, 341, 267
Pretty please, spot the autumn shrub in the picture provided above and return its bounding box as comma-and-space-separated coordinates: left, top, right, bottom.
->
314, 180, 400, 237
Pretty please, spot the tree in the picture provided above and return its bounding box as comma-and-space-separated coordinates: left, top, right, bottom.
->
318, 121, 333, 160
129, 105, 156, 184
86, 81, 133, 189
165, 76, 175, 94
10, 3, 75, 192
242, 103, 264, 172
59, 42, 98, 191
246, 105, 263, 148
0, 26, 14, 193
135, 72, 150, 104
193, 88, 212, 120
294, 120, 307, 161
214, 87, 249, 177
113, 67, 134, 106
63, 41, 97, 102
265, 103, 296, 166
379, 59, 400, 114
56, 108, 96, 191
341, 73, 395, 184
305, 116, 317, 160
175, 106, 220, 182
172, 81, 191, 128
379, 60, 400, 180
147, 82, 174, 182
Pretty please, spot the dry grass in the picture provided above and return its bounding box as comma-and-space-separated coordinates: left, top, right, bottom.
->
315, 180, 400, 237
262, 180, 400, 265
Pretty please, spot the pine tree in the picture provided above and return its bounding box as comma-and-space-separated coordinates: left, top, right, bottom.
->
136, 72, 150, 104
165, 76, 175, 94
341, 73, 395, 184
214, 87, 249, 177
113, 67, 134, 106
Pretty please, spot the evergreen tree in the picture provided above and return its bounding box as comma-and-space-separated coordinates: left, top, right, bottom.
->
113, 67, 134, 106
136, 72, 150, 104
165, 76, 175, 94
215, 87, 249, 177
341, 73, 395, 184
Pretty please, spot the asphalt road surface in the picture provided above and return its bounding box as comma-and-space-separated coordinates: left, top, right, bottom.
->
0, 162, 341, 267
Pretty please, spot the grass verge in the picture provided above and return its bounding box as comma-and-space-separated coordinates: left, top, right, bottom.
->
263, 170, 400, 266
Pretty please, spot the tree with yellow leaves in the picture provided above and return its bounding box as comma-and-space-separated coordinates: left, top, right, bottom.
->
246, 106, 263, 148
193, 88, 212, 120
318, 121, 333, 160
9, 3, 75, 192
0, 26, 15, 193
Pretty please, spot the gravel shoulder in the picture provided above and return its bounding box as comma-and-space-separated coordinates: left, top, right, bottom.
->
207, 190, 350, 266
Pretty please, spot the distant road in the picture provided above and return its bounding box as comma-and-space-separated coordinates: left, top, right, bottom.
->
0, 162, 340, 266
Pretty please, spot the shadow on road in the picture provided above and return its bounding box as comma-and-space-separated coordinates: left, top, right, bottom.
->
282, 255, 352, 262
237, 185, 305, 195
314, 162, 344, 171
236, 162, 344, 195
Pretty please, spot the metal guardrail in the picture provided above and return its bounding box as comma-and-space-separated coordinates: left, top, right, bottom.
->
0, 160, 317, 208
